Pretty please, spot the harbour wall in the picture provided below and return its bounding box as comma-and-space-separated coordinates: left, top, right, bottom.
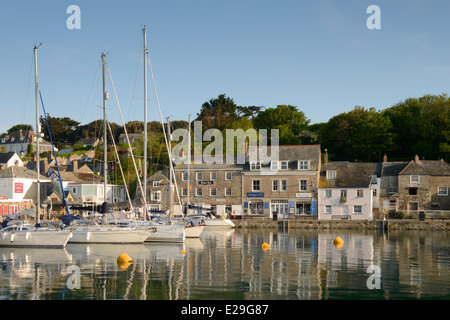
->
232, 219, 450, 231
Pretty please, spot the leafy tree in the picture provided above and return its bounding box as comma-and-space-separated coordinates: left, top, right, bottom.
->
196, 94, 240, 131
253, 105, 310, 145
7, 124, 33, 134
40, 114, 80, 144
320, 106, 394, 162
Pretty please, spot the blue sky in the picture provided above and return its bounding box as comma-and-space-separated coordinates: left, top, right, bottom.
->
1, 0, 449, 134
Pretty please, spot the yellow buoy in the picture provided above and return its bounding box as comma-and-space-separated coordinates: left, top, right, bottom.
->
180, 250, 186, 254
261, 242, 271, 251
333, 237, 344, 249
117, 253, 133, 270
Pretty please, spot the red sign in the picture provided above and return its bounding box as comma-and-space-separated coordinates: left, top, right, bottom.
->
14, 182, 23, 194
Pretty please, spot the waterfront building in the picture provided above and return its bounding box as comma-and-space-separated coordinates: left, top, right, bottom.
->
242, 145, 321, 219
396, 156, 450, 215
318, 162, 380, 220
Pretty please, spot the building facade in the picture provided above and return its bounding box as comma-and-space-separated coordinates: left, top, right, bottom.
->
242, 145, 321, 219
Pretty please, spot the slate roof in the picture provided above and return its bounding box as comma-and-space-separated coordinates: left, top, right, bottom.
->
0, 152, 17, 163
319, 162, 381, 188
0, 166, 49, 180
399, 160, 450, 176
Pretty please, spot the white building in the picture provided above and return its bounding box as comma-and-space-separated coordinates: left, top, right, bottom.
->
0, 152, 23, 168
318, 162, 381, 220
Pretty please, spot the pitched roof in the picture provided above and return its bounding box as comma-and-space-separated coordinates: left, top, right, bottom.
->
0, 166, 50, 180
319, 162, 381, 188
399, 160, 450, 176
0, 152, 17, 163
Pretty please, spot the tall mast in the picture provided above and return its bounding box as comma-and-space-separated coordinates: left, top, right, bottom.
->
34, 44, 40, 223
167, 117, 173, 217
102, 53, 108, 202
187, 114, 191, 216
143, 27, 148, 210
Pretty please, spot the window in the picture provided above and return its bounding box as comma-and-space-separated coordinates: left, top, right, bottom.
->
409, 187, 418, 195
280, 161, 288, 170
357, 190, 364, 197
182, 172, 188, 181
271, 161, 279, 171
210, 172, 217, 181
299, 180, 308, 191
373, 189, 377, 197
298, 160, 309, 170
153, 181, 160, 187
151, 191, 161, 201
182, 188, 188, 196
389, 200, 397, 210
410, 175, 420, 183
250, 161, 261, 170
249, 200, 264, 214
325, 189, 332, 198
388, 187, 398, 194
325, 205, 332, 214
438, 186, 448, 196
327, 170, 336, 180
225, 187, 232, 196
196, 172, 203, 181
225, 172, 232, 180
281, 180, 287, 191
272, 180, 279, 191
252, 180, 261, 191
354, 205, 362, 214
196, 188, 203, 196
340, 190, 347, 198
210, 187, 217, 196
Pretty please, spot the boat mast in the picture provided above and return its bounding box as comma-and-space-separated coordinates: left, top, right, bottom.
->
102, 53, 108, 203
167, 117, 173, 218
34, 44, 41, 224
143, 27, 148, 213
187, 114, 191, 216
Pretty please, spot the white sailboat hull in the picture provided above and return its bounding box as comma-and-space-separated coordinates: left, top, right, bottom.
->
185, 225, 204, 238
0, 229, 72, 248
205, 219, 235, 228
68, 226, 151, 244
145, 224, 185, 243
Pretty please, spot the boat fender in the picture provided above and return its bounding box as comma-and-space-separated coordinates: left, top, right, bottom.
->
10, 233, 14, 243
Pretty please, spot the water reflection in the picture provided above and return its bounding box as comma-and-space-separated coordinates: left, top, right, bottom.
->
0, 228, 448, 300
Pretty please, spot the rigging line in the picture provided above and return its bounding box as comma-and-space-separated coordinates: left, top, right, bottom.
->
105, 59, 147, 210
19, 53, 34, 124
105, 114, 133, 211
79, 59, 101, 125
39, 90, 71, 216
147, 54, 183, 211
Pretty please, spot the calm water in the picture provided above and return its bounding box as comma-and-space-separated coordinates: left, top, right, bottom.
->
0, 228, 449, 300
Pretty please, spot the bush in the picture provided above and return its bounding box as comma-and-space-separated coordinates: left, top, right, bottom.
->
388, 211, 405, 219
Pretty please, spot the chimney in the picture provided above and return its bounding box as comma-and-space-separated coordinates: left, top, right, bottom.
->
383, 153, 387, 163
73, 159, 78, 172
43, 159, 49, 174
415, 154, 420, 162
324, 149, 328, 164
33, 152, 37, 162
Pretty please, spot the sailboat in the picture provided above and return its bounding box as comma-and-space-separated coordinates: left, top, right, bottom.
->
0, 45, 72, 248
137, 27, 186, 243
65, 53, 153, 244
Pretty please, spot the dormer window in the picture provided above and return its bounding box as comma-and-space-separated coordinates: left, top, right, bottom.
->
298, 160, 309, 170
327, 170, 336, 180
10, 137, 15, 142
410, 175, 420, 183
271, 161, 279, 170
153, 181, 160, 187
250, 161, 261, 170
280, 161, 288, 170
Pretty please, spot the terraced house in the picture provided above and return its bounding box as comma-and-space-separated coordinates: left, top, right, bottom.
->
242, 145, 321, 219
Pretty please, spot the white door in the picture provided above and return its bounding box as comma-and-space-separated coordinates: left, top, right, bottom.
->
342, 206, 349, 219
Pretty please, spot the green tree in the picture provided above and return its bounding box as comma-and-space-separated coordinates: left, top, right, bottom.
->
253, 105, 310, 145
7, 124, 33, 134
196, 94, 240, 131
320, 106, 394, 162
